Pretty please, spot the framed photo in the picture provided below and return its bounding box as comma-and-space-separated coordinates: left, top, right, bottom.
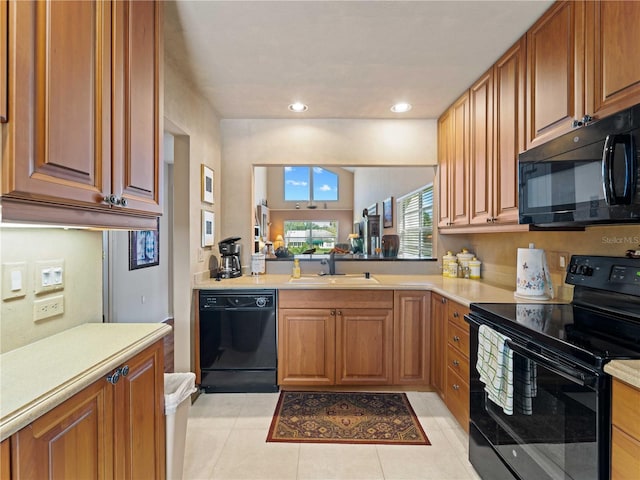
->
129, 220, 160, 270
383, 197, 394, 228
202, 210, 215, 247
201, 165, 214, 204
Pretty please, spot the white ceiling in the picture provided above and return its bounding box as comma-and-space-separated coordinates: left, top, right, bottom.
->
164, 0, 553, 120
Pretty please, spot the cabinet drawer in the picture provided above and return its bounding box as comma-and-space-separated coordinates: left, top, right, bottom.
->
447, 302, 470, 330
613, 379, 640, 440
446, 345, 469, 382
612, 425, 640, 480
446, 366, 469, 432
447, 321, 470, 357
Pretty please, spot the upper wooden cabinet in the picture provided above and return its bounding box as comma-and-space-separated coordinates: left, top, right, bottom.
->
526, 1, 585, 149
1, 0, 162, 229
438, 92, 470, 228
0, 0, 7, 123
587, 1, 640, 120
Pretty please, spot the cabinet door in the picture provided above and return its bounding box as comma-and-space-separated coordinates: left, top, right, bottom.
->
4, 0, 112, 206
278, 308, 335, 386
469, 69, 494, 225
451, 92, 470, 226
437, 109, 453, 227
393, 291, 430, 385
113, 341, 165, 480
430, 294, 447, 399
493, 36, 525, 225
335, 308, 393, 385
112, 0, 163, 214
588, 1, 640, 120
1, 438, 10, 479
0, 0, 7, 123
11, 378, 114, 479
526, 1, 585, 149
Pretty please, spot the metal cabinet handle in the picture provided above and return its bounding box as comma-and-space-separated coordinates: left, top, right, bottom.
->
452, 359, 460, 367
441, 298, 447, 304
330, 310, 336, 316
103, 194, 118, 205
337, 310, 342, 316
119, 197, 128, 207
453, 311, 459, 318
106, 370, 120, 385
452, 384, 460, 391
120, 365, 130, 377
453, 335, 460, 342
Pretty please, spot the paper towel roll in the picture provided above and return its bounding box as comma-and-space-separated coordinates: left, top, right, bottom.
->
514, 245, 554, 300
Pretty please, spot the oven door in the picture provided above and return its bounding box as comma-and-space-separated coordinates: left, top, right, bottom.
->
468, 318, 608, 480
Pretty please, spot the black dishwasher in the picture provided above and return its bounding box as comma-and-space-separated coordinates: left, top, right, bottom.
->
199, 290, 278, 393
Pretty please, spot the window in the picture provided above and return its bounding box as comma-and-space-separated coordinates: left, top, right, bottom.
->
283, 220, 338, 254
397, 185, 433, 258
284, 167, 338, 202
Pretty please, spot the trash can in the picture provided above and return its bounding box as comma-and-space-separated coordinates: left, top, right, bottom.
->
164, 372, 197, 480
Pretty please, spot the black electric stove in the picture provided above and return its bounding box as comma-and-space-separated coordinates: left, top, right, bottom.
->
467, 255, 640, 480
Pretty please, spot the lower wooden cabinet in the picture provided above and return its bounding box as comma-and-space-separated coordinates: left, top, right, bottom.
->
8, 340, 165, 480
611, 378, 640, 479
0, 438, 9, 480
394, 291, 431, 385
445, 300, 471, 432
430, 293, 447, 398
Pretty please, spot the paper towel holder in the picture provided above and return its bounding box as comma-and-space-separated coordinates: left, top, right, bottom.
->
514, 243, 554, 300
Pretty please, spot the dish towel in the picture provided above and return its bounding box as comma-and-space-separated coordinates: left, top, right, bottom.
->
476, 324, 514, 415
513, 356, 537, 415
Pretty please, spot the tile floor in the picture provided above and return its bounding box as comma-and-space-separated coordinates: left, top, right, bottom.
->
182, 391, 482, 480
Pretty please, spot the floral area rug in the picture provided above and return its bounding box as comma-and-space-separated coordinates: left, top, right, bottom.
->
266, 391, 430, 445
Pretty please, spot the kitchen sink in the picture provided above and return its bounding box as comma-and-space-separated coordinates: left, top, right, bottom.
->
288, 274, 379, 285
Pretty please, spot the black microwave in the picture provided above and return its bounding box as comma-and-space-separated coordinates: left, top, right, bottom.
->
518, 103, 640, 226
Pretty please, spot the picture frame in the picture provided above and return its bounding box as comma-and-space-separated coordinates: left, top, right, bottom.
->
383, 197, 394, 228
202, 210, 215, 247
129, 219, 160, 270
201, 164, 214, 204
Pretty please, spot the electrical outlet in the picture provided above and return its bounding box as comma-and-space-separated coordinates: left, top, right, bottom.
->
33, 295, 64, 322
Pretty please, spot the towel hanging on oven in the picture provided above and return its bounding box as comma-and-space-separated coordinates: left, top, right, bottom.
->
477, 325, 514, 415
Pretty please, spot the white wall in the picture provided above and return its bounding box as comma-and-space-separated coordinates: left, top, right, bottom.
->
0, 228, 103, 353
160, 54, 222, 371
221, 119, 437, 266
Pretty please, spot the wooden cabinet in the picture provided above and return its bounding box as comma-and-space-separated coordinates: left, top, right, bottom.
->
430, 293, 447, 398
393, 291, 431, 385
0, 438, 9, 480
278, 290, 394, 387
9, 340, 165, 480
587, 1, 640, 121
444, 300, 470, 432
611, 378, 640, 480
438, 92, 470, 227
336, 308, 393, 385
1, 0, 161, 229
278, 308, 336, 386
437, 109, 453, 227
0, 0, 7, 123
526, 1, 585, 149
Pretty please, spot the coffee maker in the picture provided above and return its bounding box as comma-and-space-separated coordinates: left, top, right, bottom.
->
218, 237, 242, 278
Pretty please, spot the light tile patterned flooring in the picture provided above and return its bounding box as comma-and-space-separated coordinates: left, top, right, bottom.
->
182, 391, 482, 480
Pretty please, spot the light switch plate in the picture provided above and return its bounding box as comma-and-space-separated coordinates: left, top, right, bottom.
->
35, 259, 64, 294
2, 262, 28, 300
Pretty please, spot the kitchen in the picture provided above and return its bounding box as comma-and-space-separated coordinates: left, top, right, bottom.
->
1, 1, 640, 479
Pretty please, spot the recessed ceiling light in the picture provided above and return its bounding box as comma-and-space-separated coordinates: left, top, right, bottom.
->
390, 102, 412, 113
288, 102, 308, 113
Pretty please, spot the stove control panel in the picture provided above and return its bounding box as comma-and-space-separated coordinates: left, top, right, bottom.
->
566, 255, 640, 296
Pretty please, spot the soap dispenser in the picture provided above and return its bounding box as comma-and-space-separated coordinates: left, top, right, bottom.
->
292, 258, 301, 279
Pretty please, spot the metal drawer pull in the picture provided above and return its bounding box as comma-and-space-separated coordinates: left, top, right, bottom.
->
120, 365, 130, 377
452, 359, 460, 367
452, 384, 460, 390
453, 311, 459, 318
106, 370, 120, 385
453, 335, 460, 342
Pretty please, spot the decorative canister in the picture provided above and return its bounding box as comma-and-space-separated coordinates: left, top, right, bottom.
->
456, 248, 474, 269
469, 257, 482, 279
443, 251, 456, 277
250, 253, 265, 275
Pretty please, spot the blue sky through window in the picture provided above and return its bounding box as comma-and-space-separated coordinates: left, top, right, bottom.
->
284, 166, 338, 201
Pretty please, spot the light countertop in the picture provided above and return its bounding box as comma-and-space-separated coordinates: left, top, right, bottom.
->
0, 322, 171, 441
195, 273, 564, 307
604, 360, 640, 390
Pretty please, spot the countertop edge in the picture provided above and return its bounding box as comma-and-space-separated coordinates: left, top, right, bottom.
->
0, 323, 171, 441
604, 360, 640, 389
